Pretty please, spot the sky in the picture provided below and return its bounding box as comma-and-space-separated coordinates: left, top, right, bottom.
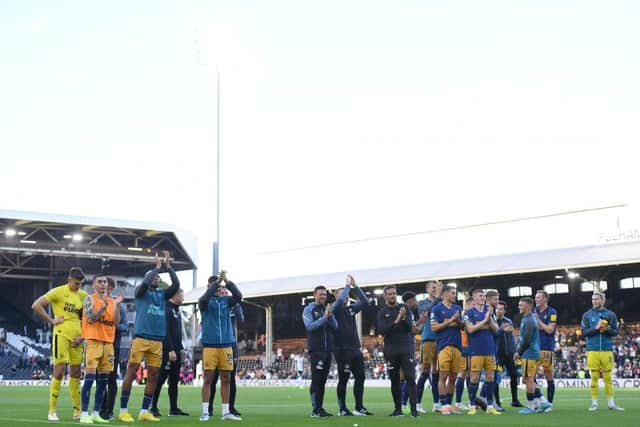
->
2, 1, 640, 287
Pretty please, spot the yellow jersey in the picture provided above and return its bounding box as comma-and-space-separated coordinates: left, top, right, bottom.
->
45, 284, 88, 340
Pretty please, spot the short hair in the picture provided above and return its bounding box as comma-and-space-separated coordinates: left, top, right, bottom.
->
536, 290, 550, 301
497, 300, 507, 309
313, 285, 327, 294
426, 281, 438, 289
92, 274, 107, 282
208, 275, 219, 284
383, 285, 396, 294
519, 297, 534, 306
471, 289, 485, 296
593, 291, 606, 302
443, 285, 456, 294
402, 291, 416, 302
107, 277, 116, 289
485, 290, 499, 298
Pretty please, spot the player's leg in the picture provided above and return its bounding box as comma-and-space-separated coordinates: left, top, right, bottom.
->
544, 354, 555, 409
601, 351, 623, 410
208, 369, 220, 414
80, 341, 98, 423
335, 352, 350, 414
484, 358, 500, 415
119, 337, 144, 421
437, 348, 451, 413
467, 356, 481, 414
431, 345, 440, 411
387, 353, 403, 415
416, 342, 430, 412
48, 333, 66, 420
100, 345, 119, 419
519, 359, 536, 414
399, 351, 417, 415
67, 338, 84, 420
454, 357, 467, 409
217, 347, 239, 419
309, 351, 331, 415
150, 352, 170, 415
138, 341, 162, 420
229, 347, 239, 415
350, 351, 370, 415
168, 352, 184, 414
201, 369, 216, 420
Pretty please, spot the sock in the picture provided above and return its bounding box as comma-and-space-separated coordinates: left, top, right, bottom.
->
69, 377, 81, 414
120, 389, 131, 412
81, 411, 89, 417
592, 399, 598, 406
602, 371, 613, 399
202, 402, 209, 415
608, 397, 615, 407
93, 373, 108, 414
494, 380, 501, 405
527, 392, 534, 410
401, 381, 408, 405
590, 370, 600, 400
222, 403, 229, 415
485, 382, 494, 406
547, 380, 555, 403
479, 382, 487, 398
455, 377, 465, 404
468, 382, 479, 405
81, 373, 96, 412
49, 377, 62, 414
534, 387, 542, 399
431, 372, 440, 404
141, 393, 153, 411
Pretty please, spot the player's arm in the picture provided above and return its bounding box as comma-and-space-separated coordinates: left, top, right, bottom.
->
117, 303, 129, 333
136, 258, 162, 298
580, 311, 599, 337
198, 284, 218, 312
331, 285, 350, 313
465, 311, 488, 334
162, 251, 180, 299
349, 285, 370, 314
431, 310, 456, 332
225, 280, 243, 306
83, 295, 107, 323
31, 293, 63, 326
604, 311, 619, 337
233, 304, 245, 324
303, 304, 328, 332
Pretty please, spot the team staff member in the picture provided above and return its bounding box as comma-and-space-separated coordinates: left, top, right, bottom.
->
99, 278, 129, 421
464, 290, 501, 416
303, 285, 338, 418
32, 267, 87, 421
430, 285, 464, 416
534, 290, 557, 411
376, 286, 418, 417
199, 270, 243, 421
80, 275, 123, 424
495, 301, 522, 407
332, 275, 372, 416
151, 289, 189, 417
580, 292, 624, 411
119, 251, 180, 422
416, 281, 442, 413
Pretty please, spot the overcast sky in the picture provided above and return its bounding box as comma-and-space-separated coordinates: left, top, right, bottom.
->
2, 1, 639, 287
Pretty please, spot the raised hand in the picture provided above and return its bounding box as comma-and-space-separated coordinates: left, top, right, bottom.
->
115, 293, 124, 304
324, 304, 333, 319
163, 250, 171, 268
154, 253, 161, 269
346, 274, 356, 287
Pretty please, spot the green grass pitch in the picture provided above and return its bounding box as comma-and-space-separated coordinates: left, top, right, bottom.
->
0, 386, 637, 427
